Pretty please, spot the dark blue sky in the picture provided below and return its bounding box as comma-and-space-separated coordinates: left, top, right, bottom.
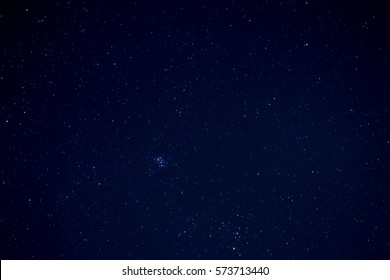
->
1, 0, 390, 259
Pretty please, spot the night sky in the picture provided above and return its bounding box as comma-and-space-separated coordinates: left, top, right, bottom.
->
1, 0, 390, 259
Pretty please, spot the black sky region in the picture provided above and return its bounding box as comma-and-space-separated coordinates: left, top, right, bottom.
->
1, 0, 390, 259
